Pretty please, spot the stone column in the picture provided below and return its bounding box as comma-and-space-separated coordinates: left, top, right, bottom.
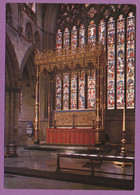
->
34, 65, 40, 144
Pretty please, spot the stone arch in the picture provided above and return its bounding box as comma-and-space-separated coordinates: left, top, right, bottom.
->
20, 45, 36, 76
19, 46, 37, 144
6, 34, 20, 87
5, 34, 20, 145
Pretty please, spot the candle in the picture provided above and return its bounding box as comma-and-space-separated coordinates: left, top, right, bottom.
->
54, 111, 56, 120
96, 101, 99, 122
123, 103, 125, 131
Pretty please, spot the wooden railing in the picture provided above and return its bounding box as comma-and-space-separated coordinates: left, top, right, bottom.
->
56, 152, 134, 179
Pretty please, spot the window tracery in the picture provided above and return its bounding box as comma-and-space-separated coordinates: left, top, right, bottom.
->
55, 4, 135, 110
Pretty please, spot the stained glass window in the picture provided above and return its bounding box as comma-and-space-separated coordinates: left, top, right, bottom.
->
88, 20, 96, 46
107, 17, 115, 109
79, 71, 85, 109
126, 12, 135, 109
56, 5, 135, 111
64, 27, 69, 50
56, 75, 62, 110
71, 73, 77, 109
79, 24, 85, 48
71, 26, 77, 52
56, 29, 62, 51
117, 15, 125, 109
99, 19, 106, 48
88, 70, 96, 108
63, 73, 69, 110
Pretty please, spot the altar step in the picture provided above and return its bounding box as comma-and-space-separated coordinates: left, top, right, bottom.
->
5, 166, 134, 190
24, 144, 104, 154
24, 143, 134, 157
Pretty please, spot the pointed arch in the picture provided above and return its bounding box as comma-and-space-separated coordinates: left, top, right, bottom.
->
6, 34, 20, 88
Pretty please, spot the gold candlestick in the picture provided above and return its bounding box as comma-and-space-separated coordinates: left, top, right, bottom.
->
123, 103, 125, 131
114, 103, 132, 167
120, 103, 127, 156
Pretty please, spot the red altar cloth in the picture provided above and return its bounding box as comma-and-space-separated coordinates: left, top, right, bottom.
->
46, 128, 95, 146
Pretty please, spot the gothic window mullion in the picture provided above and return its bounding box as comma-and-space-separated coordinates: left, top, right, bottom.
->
61, 74, 63, 110
69, 29, 71, 47
62, 30, 64, 48
134, 13, 136, 109
105, 19, 108, 110
115, 17, 117, 110
85, 23, 88, 45
69, 73, 71, 109
85, 73, 87, 109
53, 75, 56, 111
77, 74, 79, 109
77, 27, 79, 48
96, 21, 99, 42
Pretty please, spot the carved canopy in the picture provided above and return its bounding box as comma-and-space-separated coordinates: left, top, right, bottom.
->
35, 42, 106, 74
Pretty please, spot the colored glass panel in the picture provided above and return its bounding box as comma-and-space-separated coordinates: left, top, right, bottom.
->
64, 27, 69, 50
79, 71, 85, 109
88, 21, 96, 46
71, 73, 77, 109
126, 12, 135, 109
107, 17, 115, 109
56, 75, 62, 110
71, 26, 77, 52
99, 19, 106, 48
88, 70, 96, 108
117, 15, 125, 109
88, 7, 97, 18
79, 24, 85, 48
63, 73, 69, 110
56, 29, 62, 51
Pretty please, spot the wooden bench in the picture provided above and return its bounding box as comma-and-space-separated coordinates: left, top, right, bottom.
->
56, 152, 134, 178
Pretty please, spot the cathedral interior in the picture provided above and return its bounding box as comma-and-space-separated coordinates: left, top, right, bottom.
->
4, 3, 135, 190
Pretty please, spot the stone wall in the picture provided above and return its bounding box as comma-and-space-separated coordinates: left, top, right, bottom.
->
104, 109, 135, 144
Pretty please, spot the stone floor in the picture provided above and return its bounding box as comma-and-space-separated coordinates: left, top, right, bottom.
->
5, 174, 119, 190
4, 144, 134, 190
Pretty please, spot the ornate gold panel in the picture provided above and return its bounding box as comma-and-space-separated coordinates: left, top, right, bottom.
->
55, 110, 96, 127
35, 42, 106, 74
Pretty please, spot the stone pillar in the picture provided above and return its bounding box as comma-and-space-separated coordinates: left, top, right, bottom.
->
34, 65, 40, 144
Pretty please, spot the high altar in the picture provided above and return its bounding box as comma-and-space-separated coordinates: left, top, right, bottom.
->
34, 42, 106, 146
